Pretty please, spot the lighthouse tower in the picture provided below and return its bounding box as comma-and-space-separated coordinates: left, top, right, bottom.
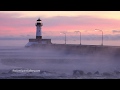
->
25, 18, 52, 47
35, 18, 43, 39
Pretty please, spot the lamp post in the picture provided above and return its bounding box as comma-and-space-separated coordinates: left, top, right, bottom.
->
60, 32, 66, 44
95, 29, 103, 46
74, 31, 81, 45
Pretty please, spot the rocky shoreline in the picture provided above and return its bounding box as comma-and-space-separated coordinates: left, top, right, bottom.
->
0, 69, 120, 79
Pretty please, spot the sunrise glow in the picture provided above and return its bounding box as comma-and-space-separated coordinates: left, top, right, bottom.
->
0, 11, 120, 40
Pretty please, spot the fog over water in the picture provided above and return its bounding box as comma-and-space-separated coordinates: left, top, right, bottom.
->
0, 40, 120, 78
1, 39, 120, 46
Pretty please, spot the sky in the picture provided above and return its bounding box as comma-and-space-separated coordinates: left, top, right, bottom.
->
1, 11, 120, 41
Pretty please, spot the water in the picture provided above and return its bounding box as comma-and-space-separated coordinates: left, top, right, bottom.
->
0, 39, 120, 47
0, 40, 28, 47
0, 39, 120, 79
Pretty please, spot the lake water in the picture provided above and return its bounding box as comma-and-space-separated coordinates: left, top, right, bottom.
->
0, 39, 120, 47
0, 39, 120, 78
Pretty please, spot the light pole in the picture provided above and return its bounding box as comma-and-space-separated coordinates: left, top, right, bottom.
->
60, 32, 66, 44
95, 29, 103, 46
74, 31, 81, 45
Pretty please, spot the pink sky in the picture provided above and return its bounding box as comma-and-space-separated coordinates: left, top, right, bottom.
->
0, 11, 120, 40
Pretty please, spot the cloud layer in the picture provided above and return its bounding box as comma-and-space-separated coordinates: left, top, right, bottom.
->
0, 12, 120, 40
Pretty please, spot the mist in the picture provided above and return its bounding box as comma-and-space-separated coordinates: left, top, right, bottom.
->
0, 45, 120, 79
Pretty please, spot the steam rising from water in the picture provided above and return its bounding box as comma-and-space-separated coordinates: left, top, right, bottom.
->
0, 46, 120, 76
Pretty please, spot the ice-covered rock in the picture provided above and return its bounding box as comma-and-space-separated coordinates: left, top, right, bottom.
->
94, 71, 99, 75
114, 70, 120, 75
73, 70, 84, 76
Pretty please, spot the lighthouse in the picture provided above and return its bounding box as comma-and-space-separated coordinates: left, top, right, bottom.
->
25, 18, 52, 47
36, 18, 43, 39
